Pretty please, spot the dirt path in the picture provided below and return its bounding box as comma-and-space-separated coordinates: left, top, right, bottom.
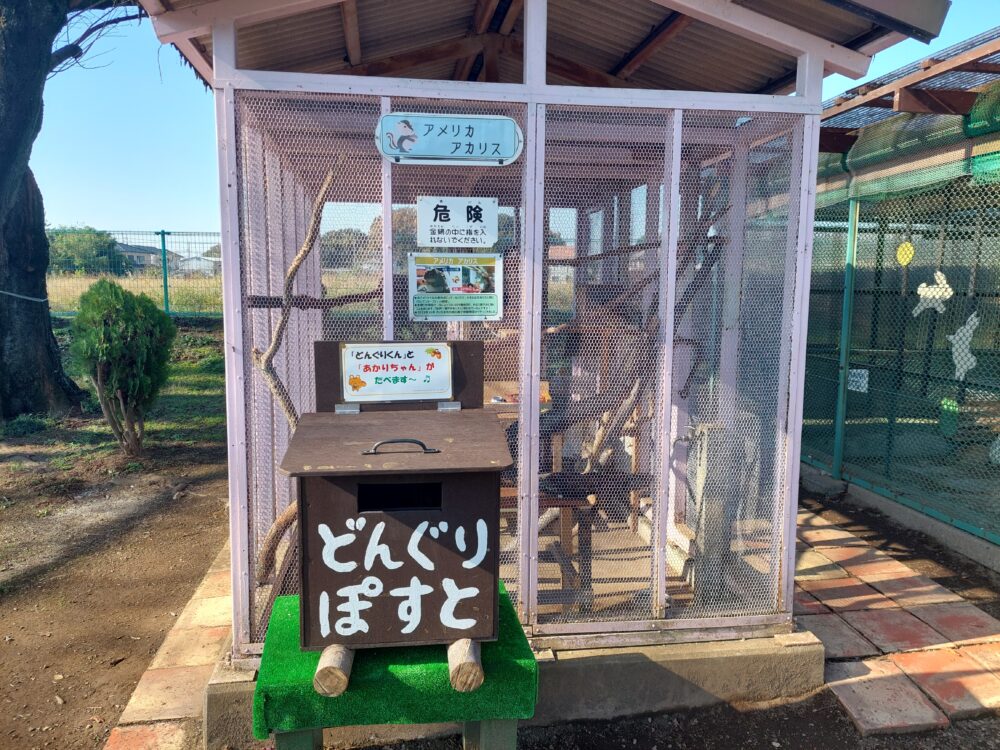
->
0, 465, 227, 749
0, 324, 229, 749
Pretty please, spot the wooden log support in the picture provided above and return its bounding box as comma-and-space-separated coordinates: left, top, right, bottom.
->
448, 638, 485, 693
313, 644, 355, 697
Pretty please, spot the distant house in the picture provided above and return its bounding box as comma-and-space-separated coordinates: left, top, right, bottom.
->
116, 242, 181, 271
176, 255, 222, 276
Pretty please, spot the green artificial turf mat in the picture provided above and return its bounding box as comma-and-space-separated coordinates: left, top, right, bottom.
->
253, 583, 537, 739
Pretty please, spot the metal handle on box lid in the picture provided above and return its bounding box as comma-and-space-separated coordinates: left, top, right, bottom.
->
362, 438, 441, 455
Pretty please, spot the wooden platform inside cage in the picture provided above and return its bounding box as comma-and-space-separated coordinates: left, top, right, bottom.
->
498, 508, 780, 624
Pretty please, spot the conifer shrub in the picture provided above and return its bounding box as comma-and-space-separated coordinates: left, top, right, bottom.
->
71, 280, 176, 456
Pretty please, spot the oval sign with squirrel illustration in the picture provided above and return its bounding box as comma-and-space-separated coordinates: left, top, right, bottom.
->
376, 113, 523, 166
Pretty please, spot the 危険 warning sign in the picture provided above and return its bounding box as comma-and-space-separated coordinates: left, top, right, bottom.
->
417, 197, 498, 248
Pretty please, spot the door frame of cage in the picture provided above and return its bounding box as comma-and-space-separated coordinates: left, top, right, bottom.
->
211, 12, 825, 653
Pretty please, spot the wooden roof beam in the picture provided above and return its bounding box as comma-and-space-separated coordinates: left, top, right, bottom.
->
500, 36, 633, 89
497, 0, 523, 35
646, 0, 872, 78
340, 0, 361, 66
825, 35, 1000, 118
453, 0, 501, 81
611, 12, 692, 80
893, 87, 979, 115
296, 35, 486, 76
955, 61, 1000, 75
819, 127, 857, 153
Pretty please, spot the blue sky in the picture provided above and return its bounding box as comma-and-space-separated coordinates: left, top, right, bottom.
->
30, 3, 985, 233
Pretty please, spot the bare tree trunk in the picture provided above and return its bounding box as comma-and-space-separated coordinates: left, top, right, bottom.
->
0, 168, 84, 418
0, 0, 83, 419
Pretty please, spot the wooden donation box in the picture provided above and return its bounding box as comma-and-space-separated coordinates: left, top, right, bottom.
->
279, 341, 513, 694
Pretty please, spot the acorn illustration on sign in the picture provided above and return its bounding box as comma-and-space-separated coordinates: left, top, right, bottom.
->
426, 348, 443, 360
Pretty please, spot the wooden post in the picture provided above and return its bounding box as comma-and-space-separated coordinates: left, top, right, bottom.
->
448, 638, 485, 692
313, 644, 354, 697
274, 728, 324, 750
463, 719, 518, 749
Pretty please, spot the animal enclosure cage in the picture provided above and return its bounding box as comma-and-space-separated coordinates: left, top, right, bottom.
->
804, 79, 1000, 544
225, 86, 815, 652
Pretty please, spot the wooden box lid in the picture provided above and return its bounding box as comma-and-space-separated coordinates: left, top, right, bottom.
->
279, 410, 514, 477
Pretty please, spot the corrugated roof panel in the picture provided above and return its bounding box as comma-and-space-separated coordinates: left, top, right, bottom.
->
167, 0, 904, 94
738, 0, 874, 43
394, 58, 461, 81
823, 25, 1000, 130
357, 0, 472, 62
547, 0, 665, 75
633, 20, 794, 92
238, 6, 347, 71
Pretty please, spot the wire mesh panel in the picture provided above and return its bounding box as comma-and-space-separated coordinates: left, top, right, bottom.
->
234, 91, 385, 643
385, 96, 528, 613
842, 184, 1000, 537
232, 91, 527, 643
666, 111, 802, 619
801, 204, 851, 464
535, 106, 802, 625
537, 106, 670, 624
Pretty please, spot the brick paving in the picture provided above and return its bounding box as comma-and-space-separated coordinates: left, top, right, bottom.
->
102, 507, 1000, 745
797, 508, 1000, 735
103, 544, 232, 749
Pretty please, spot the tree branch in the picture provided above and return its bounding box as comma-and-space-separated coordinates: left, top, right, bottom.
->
50, 10, 146, 73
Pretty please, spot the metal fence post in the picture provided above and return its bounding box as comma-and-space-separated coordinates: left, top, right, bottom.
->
831, 199, 860, 480
158, 229, 172, 314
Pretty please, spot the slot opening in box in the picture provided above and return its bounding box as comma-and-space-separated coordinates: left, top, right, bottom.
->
357, 482, 443, 513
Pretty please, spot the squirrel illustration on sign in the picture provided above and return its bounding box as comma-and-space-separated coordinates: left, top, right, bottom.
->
385, 120, 417, 153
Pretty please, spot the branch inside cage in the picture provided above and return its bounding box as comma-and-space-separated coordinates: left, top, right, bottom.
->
246, 281, 383, 310
251, 165, 339, 429
251, 164, 338, 583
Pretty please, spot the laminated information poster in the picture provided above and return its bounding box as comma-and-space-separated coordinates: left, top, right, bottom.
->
408, 253, 504, 322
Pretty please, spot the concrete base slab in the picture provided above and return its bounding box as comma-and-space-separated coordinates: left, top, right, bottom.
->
798, 577, 897, 612
806, 464, 1000, 575
796, 614, 879, 659
864, 573, 964, 609
794, 586, 830, 615
909, 603, 1000, 646
842, 608, 948, 653
105, 720, 193, 750
204, 631, 825, 748
800, 465, 848, 500
826, 659, 949, 735
891, 649, 1000, 719
795, 548, 850, 580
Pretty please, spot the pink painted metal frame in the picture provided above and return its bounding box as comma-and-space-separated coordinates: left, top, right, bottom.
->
209, 9, 827, 655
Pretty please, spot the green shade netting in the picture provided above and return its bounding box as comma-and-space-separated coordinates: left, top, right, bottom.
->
817, 152, 848, 179
972, 150, 1000, 184
253, 584, 537, 740
965, 81, 1000, 138
846, 113, 966, 173
847, 158, 970, 202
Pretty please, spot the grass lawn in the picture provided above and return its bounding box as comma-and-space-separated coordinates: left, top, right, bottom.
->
1, 324, 227, 506
0, 322, 230, 750
46, 273, 222, 315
